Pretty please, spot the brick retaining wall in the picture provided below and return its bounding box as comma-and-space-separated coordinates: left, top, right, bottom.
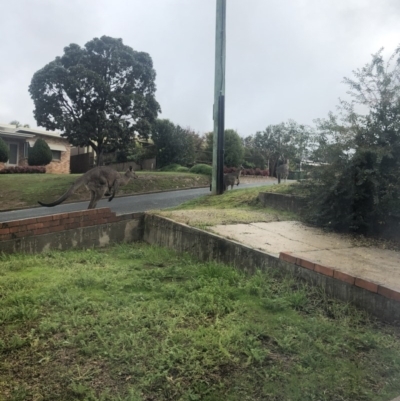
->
258, 192, 307, 214
0, 208, 144, 254
0, 208, 118, 241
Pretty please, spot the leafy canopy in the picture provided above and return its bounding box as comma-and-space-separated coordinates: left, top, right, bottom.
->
29, 35, 161, 165
251, 121, 313, 175
204, 129, 244, 167
9, 120, 30, 128
151, 119, 198, 168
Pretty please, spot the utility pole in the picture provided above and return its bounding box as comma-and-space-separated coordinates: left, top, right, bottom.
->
211, 0, 226, 195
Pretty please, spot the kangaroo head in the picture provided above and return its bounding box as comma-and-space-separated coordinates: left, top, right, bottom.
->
126, 166, 138, 180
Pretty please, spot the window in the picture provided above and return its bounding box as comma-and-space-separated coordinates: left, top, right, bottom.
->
52, 150, 61, 161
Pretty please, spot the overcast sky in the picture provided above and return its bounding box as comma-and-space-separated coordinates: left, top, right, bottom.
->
1, 0, 400, 137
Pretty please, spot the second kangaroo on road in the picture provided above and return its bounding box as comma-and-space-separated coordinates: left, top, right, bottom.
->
223, 174, 236, 191
209, 166, 244, 192
276, 159, 289, 184
38, 166, 138, 209
226, 165, 244, 186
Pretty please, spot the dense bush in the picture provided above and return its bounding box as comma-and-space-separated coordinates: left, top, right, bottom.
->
28, 138, 52, 166
0, 166, 46, 174
0, 137, 9, 163
302, 47, 400, 235
189, 164, 212, 176
242, 161, 255, 169
160, 163, 183, 172
176, 166, 190, 172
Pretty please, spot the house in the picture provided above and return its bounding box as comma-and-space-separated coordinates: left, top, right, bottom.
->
70, 138, 156, 173
0, 124, 71, 174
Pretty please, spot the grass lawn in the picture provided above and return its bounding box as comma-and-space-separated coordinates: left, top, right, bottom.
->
1, 243, 400, 400
260, 182, 311, 197
0, 172, 210, 211
155, 186, 299, 228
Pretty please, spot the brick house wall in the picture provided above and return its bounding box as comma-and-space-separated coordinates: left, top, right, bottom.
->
0, 134, 70, 174
28, 136, 71, 174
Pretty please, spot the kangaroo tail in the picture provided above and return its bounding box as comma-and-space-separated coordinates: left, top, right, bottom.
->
38, 176, 85, 207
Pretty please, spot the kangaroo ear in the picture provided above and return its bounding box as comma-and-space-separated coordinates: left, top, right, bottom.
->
129, 166, 132, 171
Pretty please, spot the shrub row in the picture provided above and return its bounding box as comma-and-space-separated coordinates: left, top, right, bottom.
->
0, 166, 46, 174
189, 164, 212, 176
158, 164, 270, 177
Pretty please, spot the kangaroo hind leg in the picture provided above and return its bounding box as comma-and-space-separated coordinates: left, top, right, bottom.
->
88, 187, 106, 209
108, 181, 119, 202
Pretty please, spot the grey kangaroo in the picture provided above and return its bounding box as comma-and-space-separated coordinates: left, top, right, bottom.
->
224, 165, 244, 190
38, 166, 138, 209
276, 159, 289, 184
224, 174, 237, 191
209, 166, 244, 192
229, 165, 244, 185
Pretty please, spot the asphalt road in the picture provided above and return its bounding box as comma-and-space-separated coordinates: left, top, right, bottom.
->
0, 181, 277, 223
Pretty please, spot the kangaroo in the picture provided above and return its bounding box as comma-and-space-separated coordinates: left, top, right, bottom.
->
209, 166, 244, 192
38, 166, 138, 209
226, 165, 244, 186
276, 159, 289, 184
223, 174, 236, 191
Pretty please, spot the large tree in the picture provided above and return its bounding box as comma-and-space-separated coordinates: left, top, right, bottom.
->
9, 120, 30, 128
253, 121, 313, 175
242, 136, 266, 169
29, 35, 161, 165
204, 129, 244, 167
151, 119, 197, 168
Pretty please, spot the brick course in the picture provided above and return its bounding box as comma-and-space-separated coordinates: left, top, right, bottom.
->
0, 208, 118, 241
279, 252, 400, 305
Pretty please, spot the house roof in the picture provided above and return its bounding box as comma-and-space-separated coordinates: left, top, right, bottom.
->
0, 123, 67, 141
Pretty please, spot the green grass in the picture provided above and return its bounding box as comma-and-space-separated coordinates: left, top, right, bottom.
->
170, 186, 277, 211
167, 186, 298, 220
261, 182, 311, 197
0, 171, 210, 211
1, 243, 400, 400
154, 186, 298, 227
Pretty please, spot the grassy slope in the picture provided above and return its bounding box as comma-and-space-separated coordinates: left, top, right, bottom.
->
1, 243, 400, 401
260, 182, 311, 196
0, 172, 210, 210
156, 186, 298, 227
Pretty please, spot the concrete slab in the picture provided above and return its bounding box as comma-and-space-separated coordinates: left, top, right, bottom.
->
293, 247, 400, 289
210, 221, 400, 293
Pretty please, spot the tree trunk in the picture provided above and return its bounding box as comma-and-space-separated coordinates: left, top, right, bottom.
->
96, 149, 104, 166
